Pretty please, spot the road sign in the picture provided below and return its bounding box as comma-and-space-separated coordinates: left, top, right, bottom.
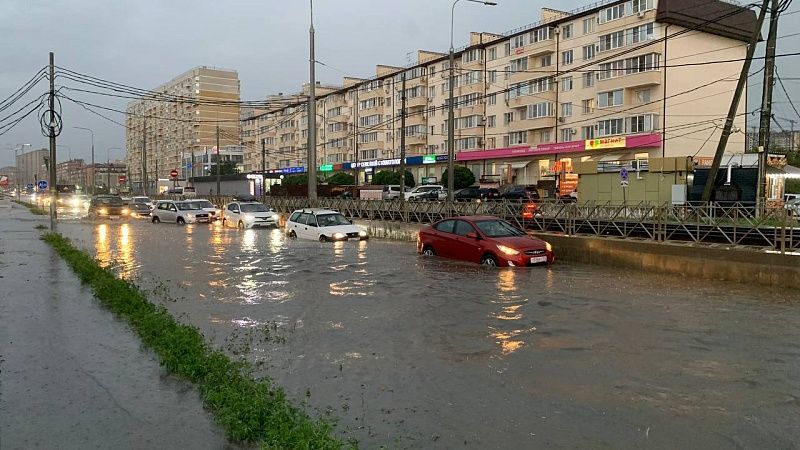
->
620, 179, 629, 187
118, 175, 126, 183
186, 163, 193, 169
170, 169, 179, 179
37, 180, 48, 190
620, 167, 629, 182
26, 183, 33, 189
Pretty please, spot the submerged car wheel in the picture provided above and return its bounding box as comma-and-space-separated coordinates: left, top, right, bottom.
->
237, 220, 245, 230
177, 217, 185, 225
319, 235, 328, 242
288, 230, 297, 239
422, 246, 435, 256
481, 254, 498, 267
152, 216, 160, 223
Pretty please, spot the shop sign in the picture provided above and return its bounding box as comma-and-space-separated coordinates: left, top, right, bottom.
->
549, 160, 574, 174
422, 154, 436, 164
319, 164, 333, 172
585, 136, 626, 150
268, 166, 305, 174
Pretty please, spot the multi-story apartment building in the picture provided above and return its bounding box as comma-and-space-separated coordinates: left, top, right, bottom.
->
242, 0, 756, 189
56, 159, 86, 187
125, 66, 240, 194
15, 148, 48, 188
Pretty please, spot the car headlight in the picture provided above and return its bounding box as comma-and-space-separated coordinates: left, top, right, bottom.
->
99, 208, 108, 215
122, 208, 129, 215
545, 242, 552, 252
358, 230, 367, 237
333, 232, 345, 240
496, 244, 520, 256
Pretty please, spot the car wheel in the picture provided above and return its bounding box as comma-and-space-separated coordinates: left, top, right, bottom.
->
422, 246, 435, 256
152, 216, 160, 223
177, 217, 185, 225
237, 221, 245, 230
319, 235, 328, 242
481, 254, 499, 267
288, 230, 297, 239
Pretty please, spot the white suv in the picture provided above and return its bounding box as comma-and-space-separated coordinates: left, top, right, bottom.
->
404, 184, 444, 201
285, 209, 368, 242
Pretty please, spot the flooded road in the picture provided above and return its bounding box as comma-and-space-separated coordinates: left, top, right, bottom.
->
58, 219, 800, 449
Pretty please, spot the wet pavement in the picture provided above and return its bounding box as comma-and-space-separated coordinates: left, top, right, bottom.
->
0, 207, 230, 449
49, 216, 800, 449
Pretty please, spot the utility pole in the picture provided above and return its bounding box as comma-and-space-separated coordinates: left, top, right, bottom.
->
190, 147, 195, 186
354, 87, 359, 186
447, 37, 456, 204
216, 124, 221, 195
154, 119, 159, 190
701, 0, 769, 202
48, 52, 57, 231
757, 0, 780, 211
307, 0, 318, 204
789, 119, 796, 152
142, 116, 148, 197
399, 73, 407, 205
261, 138, 267, 203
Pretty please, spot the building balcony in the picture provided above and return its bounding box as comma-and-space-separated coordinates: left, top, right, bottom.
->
509, 116, 554, 132
457, 104, 484, 116
507, 90, 556, 108
405, 114, 428, 127
406, 96, 428, 108
406, 134, 427, 145
597, 70, 661, 90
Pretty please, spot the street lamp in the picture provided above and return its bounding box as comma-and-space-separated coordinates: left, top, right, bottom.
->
73, 127, 95, 194
447, 0, 496, 202
13, 143, 31, 200
307, 0, 318, 203
107, 147, 121, 192
56, 144, 72, 162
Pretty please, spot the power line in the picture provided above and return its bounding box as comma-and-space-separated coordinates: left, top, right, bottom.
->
775, 67, 800, 121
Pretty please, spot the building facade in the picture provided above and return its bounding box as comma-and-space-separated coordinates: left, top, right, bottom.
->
125, 66, 241, 194
56, 159, 86, 187
15, 148, 49, 188
241, 0, 756, 191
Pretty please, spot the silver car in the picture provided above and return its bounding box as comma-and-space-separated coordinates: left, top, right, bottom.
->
151, 200, 210, 225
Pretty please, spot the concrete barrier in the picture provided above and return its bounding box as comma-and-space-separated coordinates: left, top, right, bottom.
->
532, 232, 800, 290
355, 218, 799, 290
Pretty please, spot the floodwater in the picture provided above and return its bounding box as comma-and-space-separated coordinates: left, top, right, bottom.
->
58, 219, 800, 449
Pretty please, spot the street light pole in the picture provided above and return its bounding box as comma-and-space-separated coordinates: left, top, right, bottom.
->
13, 144, 30, 200
74, 126, 94, 194
448, 0, 496, 202
307, 0, 318, 204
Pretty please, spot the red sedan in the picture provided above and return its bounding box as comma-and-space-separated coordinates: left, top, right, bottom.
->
417, 215, 554, 267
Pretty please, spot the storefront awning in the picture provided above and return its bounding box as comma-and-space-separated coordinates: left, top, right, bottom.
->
509, 161, 532, 169
768, 164, 800, 179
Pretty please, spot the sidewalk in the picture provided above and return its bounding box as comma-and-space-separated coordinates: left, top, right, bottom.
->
0, 206, 231, 449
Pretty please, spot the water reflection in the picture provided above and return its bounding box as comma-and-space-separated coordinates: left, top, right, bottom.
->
489, 269, 532, 356
117, 223, 134, 279
95, 223, 110, 268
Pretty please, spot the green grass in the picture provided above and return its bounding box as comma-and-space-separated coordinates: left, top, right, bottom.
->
12, 199, 47, 215
42, 232, 348, 449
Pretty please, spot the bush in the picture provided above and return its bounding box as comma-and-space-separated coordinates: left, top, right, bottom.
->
325, 172, 355, 185
281, 174, 308, 186
441, 166, 476, 190
372, 170, 415, 188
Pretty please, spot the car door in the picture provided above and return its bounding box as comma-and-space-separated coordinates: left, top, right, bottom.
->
287, 212, 301, 235
226, 203, 241, 227
166, 203, 179, 222
302, 213, 320, 239
430, 219, 457, 257
452, 220, 483, 264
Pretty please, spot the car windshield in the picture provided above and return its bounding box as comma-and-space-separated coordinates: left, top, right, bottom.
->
240, 203, 269, 212
96, 196, 123, 206
316, 213, 350, 227
132, 197, 151, 203
176, 203, 201, 210
474, 219, 526, 237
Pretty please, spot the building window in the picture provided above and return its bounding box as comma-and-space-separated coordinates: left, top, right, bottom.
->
583, 71, 595, 88
581, 125, 596, 140
509, 131, 527, 145
510, 57, 528, 72
529, 27, 553, 43
503, 112, 514, 125
562, 24, 573, 39
582, 44, 596, 61
527, 102, 554, 119
539, 129, 551, 143
360, 149, 378, 160
582, 17, 596, 34
561, 102, 573, 117
598, 60, 625, 80
487, 115, 496, 128
627, 114, 658, 133
561, 76, 573, 92
625, 53, 660, 74
599, 30, 625, 52
599, 3, 626, 24
359, 132, 379, 143
504, 42, 511, 56
631, 0, 655, 14
598, 118, 625, 136
628, 23, 655, 44
462, 49, 483, 63
582, 98, 596, 114
561, 50, 573, 65
511, 35, 525, 49
457, 137, 480, 150
489, 70, 497, 83
488, 93, 497, 105
540, 55, 552, 67
598, 89, 624, 108
560, 128, 574, 142
635, 89, 652, 104
488, 47, 497, 60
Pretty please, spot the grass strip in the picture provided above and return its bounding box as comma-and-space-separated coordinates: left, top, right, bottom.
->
42, 232, 347, 449
12, 199, 47, 215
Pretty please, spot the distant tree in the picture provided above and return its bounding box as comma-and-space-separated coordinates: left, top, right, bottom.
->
206, 160, 239, 176
372, 170, 415, 188
441, 166, 476, 190
326, 172, 355, 185
281, 174, 308, 186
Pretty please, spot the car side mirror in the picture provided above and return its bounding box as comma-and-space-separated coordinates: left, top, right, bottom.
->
465, 232, 479, 240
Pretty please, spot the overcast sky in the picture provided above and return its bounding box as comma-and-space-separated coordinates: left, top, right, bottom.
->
1, 0, 798, 167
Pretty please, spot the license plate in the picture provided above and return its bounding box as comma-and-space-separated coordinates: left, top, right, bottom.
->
531, 256, 548, 264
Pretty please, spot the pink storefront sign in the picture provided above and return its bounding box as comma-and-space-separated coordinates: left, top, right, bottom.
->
456, 133, 662, 161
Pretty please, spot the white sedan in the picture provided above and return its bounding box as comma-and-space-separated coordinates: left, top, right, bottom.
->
222, 201, 280, 229
285, 208, 368, 242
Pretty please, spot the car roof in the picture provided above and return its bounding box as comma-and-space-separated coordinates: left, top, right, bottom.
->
291, 208, 339, 214
437, 215, 500, 222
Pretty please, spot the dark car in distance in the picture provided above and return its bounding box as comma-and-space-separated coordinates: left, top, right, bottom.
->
478, 188, 500, 201
499, 185, 540, 201
453, 187, 482, 202
417, 215, 553, 267
89, 195, 127, 218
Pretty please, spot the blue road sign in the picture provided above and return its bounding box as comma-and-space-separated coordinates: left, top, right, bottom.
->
620, 167, 629, 182
37, 180, 48, 190
26, 183, 34, 189
186, 163, 193, 169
